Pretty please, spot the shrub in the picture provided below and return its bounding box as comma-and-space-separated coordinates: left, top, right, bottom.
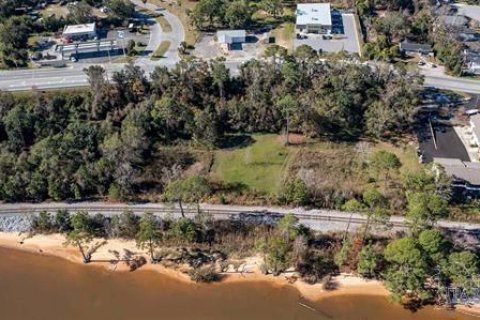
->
188, 265, 221, 283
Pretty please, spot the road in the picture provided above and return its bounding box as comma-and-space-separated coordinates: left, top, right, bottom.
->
1, 57, 479, 93
0, 201, 479, 234
422, 68, 480, 94
454, 4, 480, 23
0, 1, 479, 93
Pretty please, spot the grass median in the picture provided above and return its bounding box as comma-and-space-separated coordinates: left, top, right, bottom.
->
156, 15, 172, 32
151, 40, 171, 60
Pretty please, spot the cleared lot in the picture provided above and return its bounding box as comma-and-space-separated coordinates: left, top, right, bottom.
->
194, 33, 267, 60
293, 13, 361, 54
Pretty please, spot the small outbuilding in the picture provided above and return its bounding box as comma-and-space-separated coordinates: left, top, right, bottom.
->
217, 30, 246, 45
62, 23, 97, 41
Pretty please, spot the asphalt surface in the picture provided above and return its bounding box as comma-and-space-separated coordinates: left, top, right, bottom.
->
418, 123, 471, 162
423, 73, 480, 94
454, 4, 480, 22
130, 0, 184, 64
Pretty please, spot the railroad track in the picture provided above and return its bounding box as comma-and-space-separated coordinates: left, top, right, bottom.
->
0, 204, 476, 232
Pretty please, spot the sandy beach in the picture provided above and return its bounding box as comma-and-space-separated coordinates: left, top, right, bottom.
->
0, 231, 389, 302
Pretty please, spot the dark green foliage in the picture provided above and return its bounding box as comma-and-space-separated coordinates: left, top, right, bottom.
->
263, 235, 292, 274
190, 0, 252, 30
31, 211, 55, 234
445, 251, 480, 294
104, 0, 135, 20
357, 244, 382, 278
109, 210, 140, 239
0, 16, 31, 68
136, 212, 162, 261
282, 179, 310, 206
383, 237, 431, 303
171, 218, 198, 242
406, 192, 449, 229
435, 38, 464, 76
0, 58, 421, 202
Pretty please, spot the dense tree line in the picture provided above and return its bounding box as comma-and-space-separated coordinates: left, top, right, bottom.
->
0, 58, 422, 202
189, 0, 284, 30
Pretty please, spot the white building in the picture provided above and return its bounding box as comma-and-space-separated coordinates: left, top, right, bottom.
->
296, 3, 332, 34
62, 23, 97, 41
469, 114, 480, 156
217, 30, 246, 45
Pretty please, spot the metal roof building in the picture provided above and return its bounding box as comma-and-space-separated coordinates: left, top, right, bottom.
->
216, 30, 246, 45
296, 3, 332, 34
437, 15, 469, 28
63, 23, 97, 39
434, 157, 480, 197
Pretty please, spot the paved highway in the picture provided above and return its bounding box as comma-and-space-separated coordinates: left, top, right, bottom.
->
0, 1, 478, 93
0, 57, 479, 93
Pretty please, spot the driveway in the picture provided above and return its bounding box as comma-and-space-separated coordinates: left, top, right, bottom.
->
454, 4, 480, 22
130, 0, 185, 65
294, 13, 361, 54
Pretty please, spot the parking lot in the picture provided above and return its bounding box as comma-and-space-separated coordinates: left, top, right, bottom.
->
417, 123, 471, 163
294, 13, 361, 54
194, 33, 267, 61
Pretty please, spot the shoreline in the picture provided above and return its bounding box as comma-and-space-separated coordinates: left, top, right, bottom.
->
2, 231, 480, 316
0, 231, 388, 302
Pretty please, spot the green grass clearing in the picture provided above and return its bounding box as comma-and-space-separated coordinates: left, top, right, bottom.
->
212, 134, 291, 195
151, 41, 171, 60
212, 134, 422, 199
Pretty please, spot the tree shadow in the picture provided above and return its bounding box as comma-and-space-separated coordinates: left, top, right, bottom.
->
219, 134, 254, 149
87, 240, 108, 258
322, 276, 340, 291
402, 298, 425, 312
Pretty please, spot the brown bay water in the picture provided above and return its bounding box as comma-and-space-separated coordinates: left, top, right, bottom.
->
0, 246, 476, 320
